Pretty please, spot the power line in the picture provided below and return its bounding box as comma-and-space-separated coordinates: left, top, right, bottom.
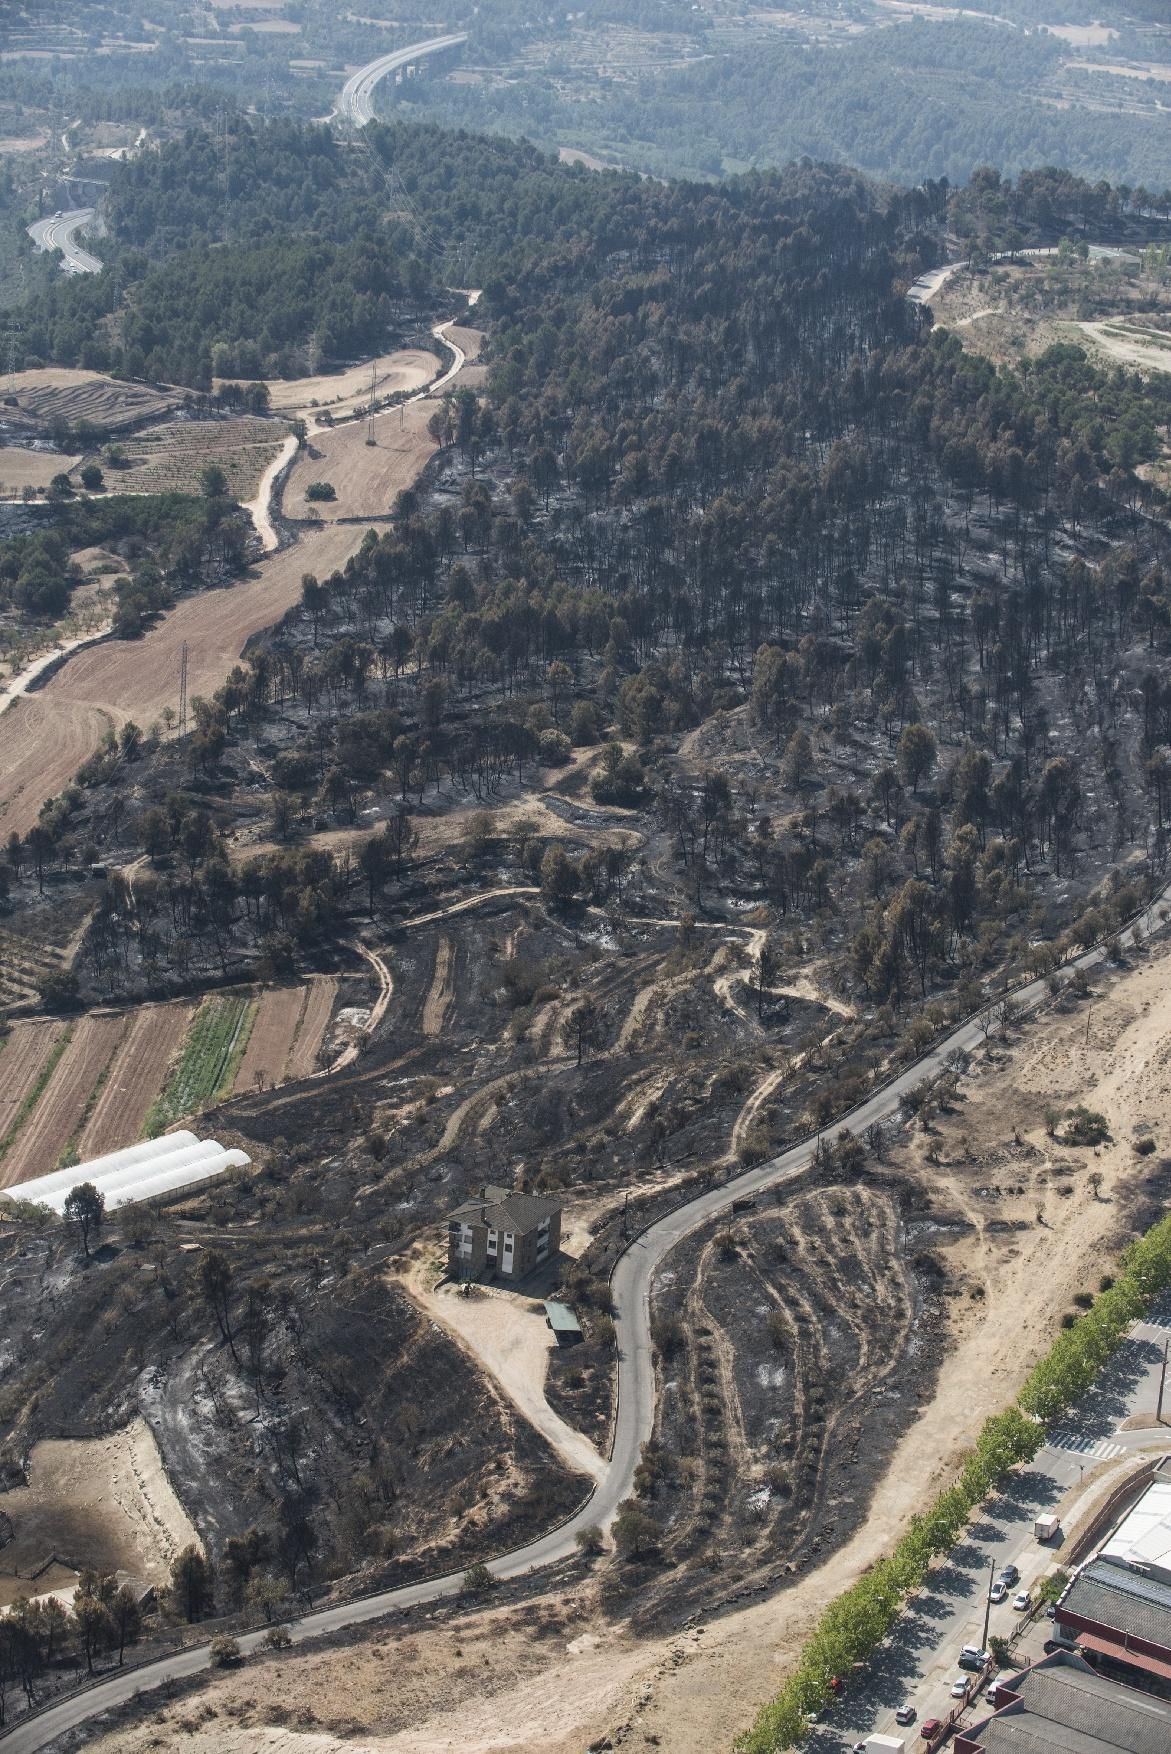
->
178, 640, 189, 739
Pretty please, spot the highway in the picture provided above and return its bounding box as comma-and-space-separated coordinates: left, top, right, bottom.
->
336, 32, 468, 127
26, 208, 101, 275
2, 880, 1169, 1750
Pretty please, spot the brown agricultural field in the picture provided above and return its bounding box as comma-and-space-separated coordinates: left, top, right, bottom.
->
284, 975, 338, 1079
284, 396, 438, 520
3, 1012, 126, 1184
2, 369, 181, 437
94, 415, 291, 501
0, 446, 81, 494
232, 984, 306, 1094
0, 1418, 199, 1608
218, 346, 440, 418
77, 1002, 193, 1159
0, 521, 361, 839
0, 1020, 66, 1153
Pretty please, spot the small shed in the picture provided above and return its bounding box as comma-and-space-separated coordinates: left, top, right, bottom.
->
544, 1300, 583, 1346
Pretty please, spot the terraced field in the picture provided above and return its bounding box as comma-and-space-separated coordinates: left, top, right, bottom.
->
96, 415, 291, 502
0, 1021, 69, 1176
642, 1182, 936, 1624
0, 929, 69, 1018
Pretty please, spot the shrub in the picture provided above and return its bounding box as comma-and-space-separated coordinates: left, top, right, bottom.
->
79, 463, 105, 491
209, 1636, 241, 1668
613, 1501, 662, 1560
305, 480, 336, 502
1135, 1135, 1156, 1156
264, 1624, 292, 1650
575, 1525, 604, 1556
1063, 1106, 1110, 1146
462, 1562, 496, 1595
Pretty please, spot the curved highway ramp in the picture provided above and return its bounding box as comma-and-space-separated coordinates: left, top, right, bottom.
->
337, 32, 468, 127
27, 208, 101, 275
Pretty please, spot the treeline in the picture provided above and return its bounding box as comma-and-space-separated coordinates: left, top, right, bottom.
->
405, 14, 1171, 188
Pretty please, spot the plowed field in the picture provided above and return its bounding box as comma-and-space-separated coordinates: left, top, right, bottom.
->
285, 976, 338, 1079
4, 369, 180, 436
78, 1002, 193, 1159
3, 1013, 126, 1183
0, 1021, 66, 1157
284, 396, 438, 520
232, 985, 306, 1094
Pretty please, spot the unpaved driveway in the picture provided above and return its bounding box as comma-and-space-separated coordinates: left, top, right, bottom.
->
403, 1260, 604, 1482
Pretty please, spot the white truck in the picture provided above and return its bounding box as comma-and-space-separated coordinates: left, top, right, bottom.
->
866, 1738, 906, 1754
1035, 1513, 1061, 1542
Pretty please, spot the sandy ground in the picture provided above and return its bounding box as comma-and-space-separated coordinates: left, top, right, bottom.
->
1078, 319, 1171, 374
221, 348, 440, 418
284, 398, 438, 520
0, 446, 80, 492
0, 1417, 199, 1607
401, 1253, 604, 1482
75, 932, 1171, 1754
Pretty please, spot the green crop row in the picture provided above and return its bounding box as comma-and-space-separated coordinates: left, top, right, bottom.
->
737, 1210, 1171, 1754
143, 996, 256, 1138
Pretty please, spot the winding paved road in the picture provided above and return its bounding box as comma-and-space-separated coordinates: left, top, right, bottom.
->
3, 884, 1168, 1749
26, 209, 101, 275
336, 33, 468, 127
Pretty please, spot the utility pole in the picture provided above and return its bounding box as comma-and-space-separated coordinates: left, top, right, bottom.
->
4, 321, 21, 393
980, 1559, 996, 1656
178, 640, 189, 739
1158, 1337, 1169, 1424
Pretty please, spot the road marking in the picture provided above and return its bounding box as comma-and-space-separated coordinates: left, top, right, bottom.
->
1046, 1432, 1124, 1461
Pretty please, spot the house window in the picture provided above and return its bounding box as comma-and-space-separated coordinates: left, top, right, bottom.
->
487, 1228, 498, 1255
502, 1232, 515, 1270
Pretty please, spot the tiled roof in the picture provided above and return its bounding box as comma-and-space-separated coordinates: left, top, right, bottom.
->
971, 1652, 1171, 1754
449, 1184, 560, 1234
1060, 1557, 1171, 1652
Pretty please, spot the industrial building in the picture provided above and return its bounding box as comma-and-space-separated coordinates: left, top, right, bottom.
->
954, 1649, 1171, 1754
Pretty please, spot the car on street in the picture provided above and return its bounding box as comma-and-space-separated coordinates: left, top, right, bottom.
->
920, 1720, 942, 1742
989, 1580, 1008, 1603
1012, 1590, 1032, 1612
1045, 1604, 1057, 1619
896, 1705, 916, 1725
951, 1677, 969, 1699
852, 1742, 869, 1753
959, 1646, 990, 1671
998, 1564, 1019, 1586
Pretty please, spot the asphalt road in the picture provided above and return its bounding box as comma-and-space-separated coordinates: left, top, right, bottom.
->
336, 33, 468, 127
26, 209, 101, 275
3, 891, 1168, 1750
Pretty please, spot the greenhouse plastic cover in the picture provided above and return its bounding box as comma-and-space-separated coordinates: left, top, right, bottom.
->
2, 1131, 251, 1215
